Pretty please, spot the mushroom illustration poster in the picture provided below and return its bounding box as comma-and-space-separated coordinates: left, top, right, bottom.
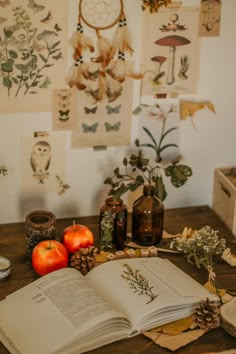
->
71, 73, 134, 148
21, 132, 66, 193
199, 0, 221, 37
0, 0, 68, 113
52, 88, 77, 131
141, 7, 200, 96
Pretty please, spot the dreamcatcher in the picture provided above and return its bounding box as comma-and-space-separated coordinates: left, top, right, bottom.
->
67, 0, 142, 103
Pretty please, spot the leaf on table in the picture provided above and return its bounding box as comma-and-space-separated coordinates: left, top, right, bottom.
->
96, 251, 110, 263
143, 328, 208, 351
150, 316, 193, 335
204, 281, 233, 303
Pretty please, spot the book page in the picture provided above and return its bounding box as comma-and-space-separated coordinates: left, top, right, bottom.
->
0, 268, 130, 354
86, 258, 218, 332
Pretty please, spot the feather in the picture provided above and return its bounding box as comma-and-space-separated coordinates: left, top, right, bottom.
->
105, 74, 123, 102
66, 58, 89, 90
88, 73, 106, 102
69, 22, 94, 58
91, 31, 114, 69
112, 17, 134, 56
107, 53, 143, 82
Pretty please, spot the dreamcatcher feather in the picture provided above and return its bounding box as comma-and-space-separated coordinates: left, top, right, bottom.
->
67, 0, 142, 102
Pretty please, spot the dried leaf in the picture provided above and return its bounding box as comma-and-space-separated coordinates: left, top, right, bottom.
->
150, 316, 193, 335
180, 101, 215, 120
143, 328, 208, 351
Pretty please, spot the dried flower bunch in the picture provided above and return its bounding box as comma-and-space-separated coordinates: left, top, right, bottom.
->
142, 0, 173, 13
170, 226, 226, 270
104, 104, 192, 201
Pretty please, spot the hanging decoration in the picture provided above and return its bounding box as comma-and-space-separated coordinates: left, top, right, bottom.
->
141, 0, 173, 13
67, 0, 142, 103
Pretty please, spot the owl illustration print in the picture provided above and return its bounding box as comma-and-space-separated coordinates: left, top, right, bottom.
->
30, 140, 51, 184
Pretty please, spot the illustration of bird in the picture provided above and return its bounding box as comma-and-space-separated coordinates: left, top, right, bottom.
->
30, 140, 51, 174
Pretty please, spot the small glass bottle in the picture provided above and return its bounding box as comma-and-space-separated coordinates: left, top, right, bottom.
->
99, 197, 128, 250
132, 185, 164, 246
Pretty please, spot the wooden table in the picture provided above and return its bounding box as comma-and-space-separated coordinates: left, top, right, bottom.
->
0, 206, 236, 354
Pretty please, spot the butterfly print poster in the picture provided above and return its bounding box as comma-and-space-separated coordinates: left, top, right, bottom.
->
21, 132, 66, 193
71, 75, 134, 148
52, 88, 77, 130
141, 7, 200, 96
0, 0, 68, 113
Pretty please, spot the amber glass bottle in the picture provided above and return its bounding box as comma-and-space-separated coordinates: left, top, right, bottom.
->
99, 197, 128, 250
132, 185, 164, 246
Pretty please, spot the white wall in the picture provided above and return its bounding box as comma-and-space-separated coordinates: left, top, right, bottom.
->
0, 0, 235, 224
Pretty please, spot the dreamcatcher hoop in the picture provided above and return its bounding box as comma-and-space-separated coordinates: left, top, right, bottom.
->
79, 0, 124, 30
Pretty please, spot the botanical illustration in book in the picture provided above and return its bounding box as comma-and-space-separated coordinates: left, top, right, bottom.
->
141, 7, 200, 95
0, 0, 68, 113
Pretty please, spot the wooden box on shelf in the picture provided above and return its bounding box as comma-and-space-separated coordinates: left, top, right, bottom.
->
212, 167, 236, 237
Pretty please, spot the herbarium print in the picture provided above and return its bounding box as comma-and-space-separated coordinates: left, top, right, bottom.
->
121, 263, 158, 304
0, 0, 68, 113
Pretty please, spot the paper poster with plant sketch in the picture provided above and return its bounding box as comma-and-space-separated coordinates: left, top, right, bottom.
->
0, 0, 68, 114
71, 70, 134, 148
136, 99, 180, 162
141, 7, 200, 96
21, 132, 68, 194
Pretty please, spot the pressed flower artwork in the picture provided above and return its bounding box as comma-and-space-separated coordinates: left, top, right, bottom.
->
0, 0, 68, 113
141, 6, 200, 95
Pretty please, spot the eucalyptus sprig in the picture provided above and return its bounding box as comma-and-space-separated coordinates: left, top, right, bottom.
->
104, 122, 192, 201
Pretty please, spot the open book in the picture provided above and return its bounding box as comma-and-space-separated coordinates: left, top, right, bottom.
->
0, 257, 218, 354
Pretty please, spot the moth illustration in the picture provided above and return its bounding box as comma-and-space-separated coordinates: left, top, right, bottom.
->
41, 11, 52, 24
82, 122, 98, 133
59, 116, 70, 123
106, 104, 121, 115
57, 92, 71, 102
28, 0, 45, 13
59, 110, 70, 117
58, 102, 70, 109
0, 0, 10, 7
54, 23, 62, 32
104, 121, 121, 132
84, 106, 98, 114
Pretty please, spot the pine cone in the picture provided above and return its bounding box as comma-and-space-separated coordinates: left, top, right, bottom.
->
70, 246, 98, 275
192, 297, 221, 329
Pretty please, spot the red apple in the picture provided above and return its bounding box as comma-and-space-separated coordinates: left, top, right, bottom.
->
32, 240, 69, 276
62, 223, 94, 254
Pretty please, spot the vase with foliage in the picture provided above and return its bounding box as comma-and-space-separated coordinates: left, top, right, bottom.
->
104, 104, 193, 245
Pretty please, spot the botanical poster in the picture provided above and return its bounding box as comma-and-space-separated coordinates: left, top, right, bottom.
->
71, 73, 134, 148
52, 88, 77, 131
0, 0, 68, 113
199, 0, 221, 37
136, 99, 180, 162
21, 132, 66, 194
141, 7, 200, 96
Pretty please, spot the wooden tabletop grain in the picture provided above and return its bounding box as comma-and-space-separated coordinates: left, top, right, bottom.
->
0, 206, 236, 354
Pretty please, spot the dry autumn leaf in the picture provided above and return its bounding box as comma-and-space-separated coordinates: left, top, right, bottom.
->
180, 100, 215, 130
143, 328, 208, 351
150, 316, 193, 335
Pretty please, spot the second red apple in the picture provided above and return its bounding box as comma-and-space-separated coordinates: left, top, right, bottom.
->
62, 223, 94, 254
